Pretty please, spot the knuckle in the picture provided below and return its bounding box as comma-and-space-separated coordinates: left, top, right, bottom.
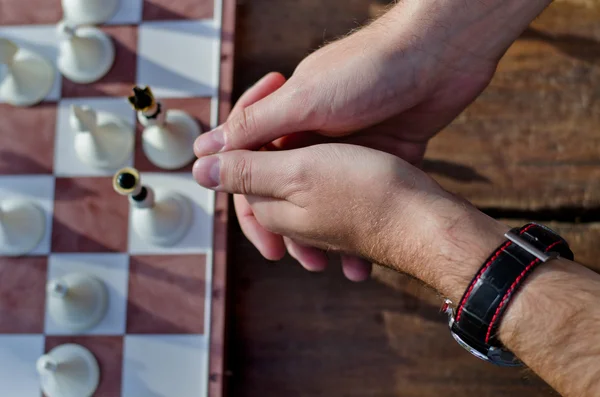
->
228, 155, 253, 195
229, 107, 257, 145
285, 79, 325, 129
281, 157, 313, 199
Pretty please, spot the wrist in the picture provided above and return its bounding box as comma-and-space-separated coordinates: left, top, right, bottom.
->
426, 196, 509, 302
382, 188, 508, 302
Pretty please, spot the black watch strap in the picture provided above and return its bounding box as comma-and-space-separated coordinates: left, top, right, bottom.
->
447, 223, 573, 366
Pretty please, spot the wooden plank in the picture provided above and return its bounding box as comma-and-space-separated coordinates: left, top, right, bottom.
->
230, 0, 600, 396
427, 1, 600, 209
503, 221, 600, 271
229, 222, 556, 397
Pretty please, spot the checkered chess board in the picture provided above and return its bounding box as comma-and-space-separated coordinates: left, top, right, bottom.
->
0, 0, 234, 395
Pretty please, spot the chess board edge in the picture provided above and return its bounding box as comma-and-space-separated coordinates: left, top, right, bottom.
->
209, 0, 236, 395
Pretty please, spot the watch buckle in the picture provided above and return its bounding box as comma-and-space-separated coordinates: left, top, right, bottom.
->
442, 299, 523, 367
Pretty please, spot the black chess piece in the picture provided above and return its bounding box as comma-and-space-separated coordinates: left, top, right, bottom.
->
116, 171, 136, 190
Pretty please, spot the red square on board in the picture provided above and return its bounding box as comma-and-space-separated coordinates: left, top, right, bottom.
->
0, 103, 56, 175
61, 26, 138, 98
52, 177, 129, 253
0, 257, 47, 333
45, 336, 123, 397
143, 0, 214, 21
127, 255, 206, 334
0, 0, 62, 25
134, 97, 211, 172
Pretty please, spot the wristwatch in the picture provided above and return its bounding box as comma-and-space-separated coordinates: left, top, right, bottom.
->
442, 223, 574, 366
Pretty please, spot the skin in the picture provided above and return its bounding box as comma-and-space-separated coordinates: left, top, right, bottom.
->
195, 0, 554, 280
193, 0, 600, 395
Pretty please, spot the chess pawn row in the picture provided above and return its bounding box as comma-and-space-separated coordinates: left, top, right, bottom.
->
0, 38, 55, 106
0, 20, 115, 107
113, 167, 193, 246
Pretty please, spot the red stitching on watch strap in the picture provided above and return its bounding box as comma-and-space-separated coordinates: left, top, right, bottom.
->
455, 224, 537, 322
455, 241, 511, 322
484, 240, 563, 343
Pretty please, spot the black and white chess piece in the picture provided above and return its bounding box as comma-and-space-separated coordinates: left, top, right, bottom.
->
113, 167, 193, 246
128, 86, 202, 170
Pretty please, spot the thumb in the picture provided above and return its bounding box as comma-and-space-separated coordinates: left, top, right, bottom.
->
192, 149, 302, 198
194, 81, 313, 156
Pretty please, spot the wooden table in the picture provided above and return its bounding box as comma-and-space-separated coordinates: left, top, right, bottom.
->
228, 1, 600, 395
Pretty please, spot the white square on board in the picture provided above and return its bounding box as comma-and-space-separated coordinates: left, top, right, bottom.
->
54, 97, 136, 177
127, 173, 214, 255
0, 175, 54, 255
137, 20, 219, 98
107, 0, 143, 24
122, 335, 207, 397
0, 335, 44, 397
0, 25, 61, 102
45, 253, 130, 335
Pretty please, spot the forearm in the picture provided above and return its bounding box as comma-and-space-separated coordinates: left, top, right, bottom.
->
392, 196, 600, 396
500, 258, 600, 396
373, 0, 552, 71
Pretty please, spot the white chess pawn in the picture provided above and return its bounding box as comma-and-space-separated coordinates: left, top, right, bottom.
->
0, 38, 55, 106
128, 86, 201, 170
46, 273, 108, 332
0, 199, 46, 256
113, 167, 193, 246
71, 105, 134, 169
62, 0, 120, 25
57, 22, 115, 84
37, 344, 100, 397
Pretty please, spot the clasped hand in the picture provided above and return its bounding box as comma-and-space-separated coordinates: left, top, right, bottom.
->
192, 9, 497, 282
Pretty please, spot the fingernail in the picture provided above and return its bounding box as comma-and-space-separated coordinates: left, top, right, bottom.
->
193, 156, 221, 188
194, 126, 225, 156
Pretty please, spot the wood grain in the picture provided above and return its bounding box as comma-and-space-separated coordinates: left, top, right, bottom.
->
230, 0, 600, 396
229, 222, 560, 397
427, 1, 600, 209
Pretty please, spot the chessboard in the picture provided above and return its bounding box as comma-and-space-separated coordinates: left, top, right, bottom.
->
0, 0, 234, 395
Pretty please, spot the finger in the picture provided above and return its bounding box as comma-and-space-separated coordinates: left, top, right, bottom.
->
230, 72, 287, 117
265, 131, 333, 151
234, 194, 286, 261
341, 255, 372, 282
245, 195, 302, 237
284, 237, 328, 272
194, 80, 314, 156
193, 150, 299, 198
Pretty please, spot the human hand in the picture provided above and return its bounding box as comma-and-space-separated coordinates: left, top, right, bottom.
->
220, 73, 375, 280
193, 142, 507, 298
194, 1, 508, 161
196, 0, 550, 278
194, 4, 497, 278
